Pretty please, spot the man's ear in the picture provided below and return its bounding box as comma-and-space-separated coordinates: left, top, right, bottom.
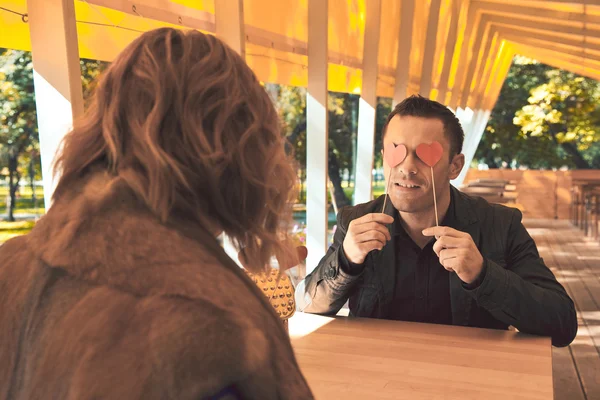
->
449, 153, 465, 180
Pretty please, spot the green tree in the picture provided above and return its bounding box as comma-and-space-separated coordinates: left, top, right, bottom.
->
0, 49, 107, 221
514, 69, 600, 169
475, 57, 600, 169
266, 85, 393, 206
328, 92, 358, 208
474, 57, 560, 169
267, 84, 360, 208
375, 97, 392, 167
0, 49, 38, 221
264, 84, 308, 202
81, 58, 108, 101
265, 84, 306, 169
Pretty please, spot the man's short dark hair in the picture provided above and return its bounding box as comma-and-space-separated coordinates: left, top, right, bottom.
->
382, 95, 464, 156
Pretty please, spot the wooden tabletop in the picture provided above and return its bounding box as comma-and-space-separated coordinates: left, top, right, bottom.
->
289, 312, 553, 400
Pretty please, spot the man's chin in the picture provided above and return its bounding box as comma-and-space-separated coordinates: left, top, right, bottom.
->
390, 198, 431, 214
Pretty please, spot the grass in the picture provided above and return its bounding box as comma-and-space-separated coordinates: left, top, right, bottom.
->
0, 185, 45, 198
0, 186, 45, 243
5, 206, 45, 215
0, 220, 36, 243
0, 186, 46, 216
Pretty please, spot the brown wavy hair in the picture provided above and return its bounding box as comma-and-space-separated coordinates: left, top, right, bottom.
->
52, 28, 299, 273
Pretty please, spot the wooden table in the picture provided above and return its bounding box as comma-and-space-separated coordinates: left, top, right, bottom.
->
289, 312, 552, 400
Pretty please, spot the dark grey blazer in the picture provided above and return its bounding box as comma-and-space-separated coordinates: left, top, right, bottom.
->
297, 186, 577, 347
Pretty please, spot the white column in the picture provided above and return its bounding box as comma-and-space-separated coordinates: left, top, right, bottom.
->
28, 0, 84, 210
454, 107, 469, 130
465, 110, 485, 153
214, 0, 245, 57
463, 109, 482, 155
450, 106, 472, 187
305, 0, 329, 273
215, 0, 245, 263
393, 0, 415, 105
419, 0, 442, 97
455, 46, 514, 186
453, 109, 490, 186
354, 0, 382, 205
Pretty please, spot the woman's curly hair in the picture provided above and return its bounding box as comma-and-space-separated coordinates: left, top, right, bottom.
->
53, 28, 299, 272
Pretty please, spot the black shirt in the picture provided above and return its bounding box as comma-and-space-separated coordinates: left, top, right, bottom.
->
385, 199, 455, 324
340, 192, 461, 325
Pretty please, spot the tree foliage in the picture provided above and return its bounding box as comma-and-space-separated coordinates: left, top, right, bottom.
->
0, 49, 38, 220
267, 83, 392, 207
0, 49, 107, 220
475, 56, 600, 169
375, 97, 393, 168
514, 70, 600, 168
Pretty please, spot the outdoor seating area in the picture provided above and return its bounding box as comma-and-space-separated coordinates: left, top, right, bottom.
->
2, 0, 600, 399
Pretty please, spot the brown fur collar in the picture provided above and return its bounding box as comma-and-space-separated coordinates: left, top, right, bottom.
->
25, 172, 277, 321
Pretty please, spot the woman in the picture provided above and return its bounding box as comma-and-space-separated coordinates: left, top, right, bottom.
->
0, 28, 313, 399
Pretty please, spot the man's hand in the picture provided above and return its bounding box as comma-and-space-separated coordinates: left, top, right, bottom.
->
342, 213, 394, 265
422, 226, 484, 285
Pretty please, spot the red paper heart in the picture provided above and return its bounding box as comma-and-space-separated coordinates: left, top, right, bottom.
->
383, 143, 408, 168
416, 141, 443, 167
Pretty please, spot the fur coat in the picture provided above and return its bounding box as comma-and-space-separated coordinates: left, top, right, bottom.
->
0, 172, 313, 399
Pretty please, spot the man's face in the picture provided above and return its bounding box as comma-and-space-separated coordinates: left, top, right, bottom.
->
382, 115, 464, 214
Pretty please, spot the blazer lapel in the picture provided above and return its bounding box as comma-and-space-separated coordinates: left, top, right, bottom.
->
371, 197, 398, 318
374, 236, 397, 318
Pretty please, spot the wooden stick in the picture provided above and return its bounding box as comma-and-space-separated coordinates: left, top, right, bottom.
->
381, 168, 392, 214
431, 167, 439, 226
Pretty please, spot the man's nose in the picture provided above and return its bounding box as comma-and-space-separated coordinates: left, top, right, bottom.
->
399, 153, 418, 176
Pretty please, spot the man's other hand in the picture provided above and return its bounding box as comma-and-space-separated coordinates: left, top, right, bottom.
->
342, 213, 394, 265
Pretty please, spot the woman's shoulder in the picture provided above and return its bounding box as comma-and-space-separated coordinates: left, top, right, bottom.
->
147, 293, 271, 369
142, 294, 312, 398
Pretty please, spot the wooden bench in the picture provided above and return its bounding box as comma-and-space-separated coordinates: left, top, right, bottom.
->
459, 179, 520, 207
470, 178, 517, 186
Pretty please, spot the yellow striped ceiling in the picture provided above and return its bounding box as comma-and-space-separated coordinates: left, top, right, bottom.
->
1, 0, 599, 110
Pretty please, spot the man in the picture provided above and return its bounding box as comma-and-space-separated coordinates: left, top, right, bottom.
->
295, 95, 577, 347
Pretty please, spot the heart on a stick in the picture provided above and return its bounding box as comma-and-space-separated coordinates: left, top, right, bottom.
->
416, 141, 443, 167
383, 143, 408, 168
